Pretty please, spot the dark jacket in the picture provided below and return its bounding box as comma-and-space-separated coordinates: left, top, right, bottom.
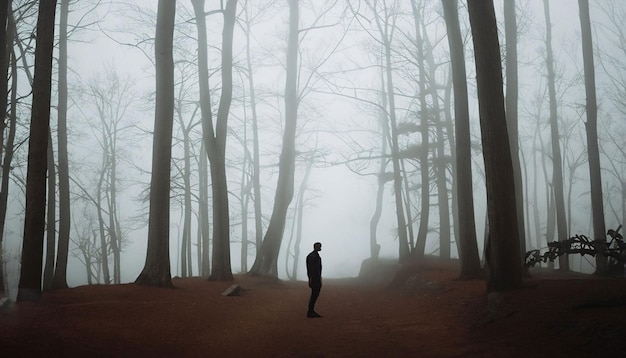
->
306, 250, 322, 284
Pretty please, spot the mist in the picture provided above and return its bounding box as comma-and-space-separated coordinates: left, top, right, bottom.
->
1, 0, 625, 301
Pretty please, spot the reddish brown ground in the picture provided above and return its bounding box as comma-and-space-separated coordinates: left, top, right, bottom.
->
1, 260, 625, 357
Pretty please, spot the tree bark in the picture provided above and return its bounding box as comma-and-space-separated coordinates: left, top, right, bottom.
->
442, 0, 482, 279
467, 0, 522, 291
135, 0, 176, 288
17, 0, 58, 302
504, 0, 527, 272
208, 0, 237, 281
578, 0, 607, 274
52, 0, 71, 289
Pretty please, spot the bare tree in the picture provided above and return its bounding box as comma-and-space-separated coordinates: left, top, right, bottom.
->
52, 0, 71, 289
578, 0, 607, 274
504, 0, 527, 271
17, 0, 58, 301
442, 0, 481, 279
135, 0, 176, 288
192, 0, 238, 281
249, 0, 300, 276
542, 0, 568, 271
467, 0, 522, 291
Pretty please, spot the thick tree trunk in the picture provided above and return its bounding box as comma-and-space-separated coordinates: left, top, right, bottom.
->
135, 0, 176, 288
442, 0, 482, 279
17, 0, 58, 302
504, 0, 527, 271
467, 0, 522, 292
208, 0, 237, 281
578, 0, 607, 274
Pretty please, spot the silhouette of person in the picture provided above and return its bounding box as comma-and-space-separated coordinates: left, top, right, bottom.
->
306, 242, 323, 318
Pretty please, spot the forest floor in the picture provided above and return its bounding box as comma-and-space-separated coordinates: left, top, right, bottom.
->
1, 258, 625, 357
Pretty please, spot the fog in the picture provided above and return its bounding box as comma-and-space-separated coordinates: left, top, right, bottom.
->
2, 0, 625, 299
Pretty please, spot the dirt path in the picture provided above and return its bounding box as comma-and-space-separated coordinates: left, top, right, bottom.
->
1, 265, 625, 357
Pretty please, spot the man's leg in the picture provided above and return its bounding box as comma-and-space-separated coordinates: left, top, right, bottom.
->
307, 288, 321, 317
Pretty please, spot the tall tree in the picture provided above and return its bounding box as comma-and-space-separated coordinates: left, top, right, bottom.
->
504, 0, 527, 270
241, 0, 264, 254
467, 0, 522, 291
17, 0, 58, 302
542, 0, 568, 271
0, 1, 9, 295
370, 0, 412, 261
52, 0, 71, 289
249, 0, 300, 276
442, 0, 481, 279
578, 0, 607, 274
193, 0, 237, 281
0, 43, 16, 296
410, 0, 430, 260
135, 0, 176, 288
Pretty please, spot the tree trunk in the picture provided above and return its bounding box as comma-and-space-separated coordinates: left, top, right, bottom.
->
135, 0, 176, 288
17, 0, 58, 302
442, 0, 481, 279
0, 41, 16, 296
543, 0, 568, 271
467, 0, 522, 292
504, 0, 527, 272
369, 64, 389, 260
52, 0, 70, 289
578, 0, 607, 274
242, 4, 264, 253
198, 142, 210, 277
191, 0, 212, 278
422, 27, 451, 260
43, 134, 56, 290
411, 0, 429, 260
208, 0, 237, 281
249, 0, 298, 277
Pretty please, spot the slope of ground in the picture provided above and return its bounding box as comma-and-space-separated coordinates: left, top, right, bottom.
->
1, 261, 625, 357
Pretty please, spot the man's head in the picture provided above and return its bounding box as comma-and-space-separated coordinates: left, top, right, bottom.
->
313, 242, 322, 251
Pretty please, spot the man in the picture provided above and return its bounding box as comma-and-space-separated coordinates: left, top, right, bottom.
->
306, 242, 322, 318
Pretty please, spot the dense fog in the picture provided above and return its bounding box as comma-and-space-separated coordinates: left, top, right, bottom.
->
1, 0, 625, 299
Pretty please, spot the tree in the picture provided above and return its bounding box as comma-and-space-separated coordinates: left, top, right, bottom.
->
578, 0, 607, 274
409, 0, 430, 260
467, 0, 522, 291
248, 0, 300, 277
192, 0, 238, 281
441, 0, 481, 279
135, 0, 176, 288
503, 0, 527, 271
240, 0, 264, 257
17, 0, 58, 302
542, 0, 568, 271
52, 0, 71, 289
0, 1, 8, 295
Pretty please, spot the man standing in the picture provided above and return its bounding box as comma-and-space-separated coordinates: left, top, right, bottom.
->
306, 242, 322, 318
